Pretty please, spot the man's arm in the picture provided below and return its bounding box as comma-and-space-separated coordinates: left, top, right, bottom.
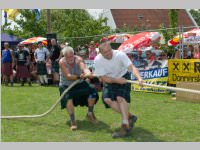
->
45, 48, 50, 62
26, 52, 30, 66
59, 58, 79, 81
34, 50, 38, 62
79, 60, 91, 75
11, 50, 16, 68
78, 57, 96, 79
99, 76, 126, 84
57, 46, 63, 61
128, 64, 143, 86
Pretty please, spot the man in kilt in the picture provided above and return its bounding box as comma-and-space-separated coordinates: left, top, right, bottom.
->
59, 46, 99, 131
34, 42, 50, 86
15, 44, 32, 86
1, 42, 15, 86
49, 38, 62, 86
94, 41, 143, 138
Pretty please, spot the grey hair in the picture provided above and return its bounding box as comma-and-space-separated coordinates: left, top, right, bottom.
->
62, 46, 74, 56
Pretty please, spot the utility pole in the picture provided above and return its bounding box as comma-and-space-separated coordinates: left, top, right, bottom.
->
47, 9, 51, 33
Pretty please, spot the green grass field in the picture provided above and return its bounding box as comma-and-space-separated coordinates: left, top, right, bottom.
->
1, 84, 200, 142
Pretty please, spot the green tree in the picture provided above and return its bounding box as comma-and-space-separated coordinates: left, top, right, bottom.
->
2, 9, 110, 47
159, 9, 179, 56
1, 9, 47, 39
190, 9, 200, 26
40, 9, 110, 47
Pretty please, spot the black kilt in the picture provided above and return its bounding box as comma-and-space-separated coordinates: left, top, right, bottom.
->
52, 61, 59, 73
59, 80, 99, 109
36, 61, 47, 75
102, 72, 131, 108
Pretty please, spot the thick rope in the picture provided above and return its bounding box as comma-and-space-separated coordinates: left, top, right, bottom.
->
1, 79, 200, 119
126, 80, 200, 94
0, 80, 80, 119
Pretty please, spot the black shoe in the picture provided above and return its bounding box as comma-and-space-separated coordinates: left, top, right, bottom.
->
112, 124, 130, 138
128, 115, 137, 132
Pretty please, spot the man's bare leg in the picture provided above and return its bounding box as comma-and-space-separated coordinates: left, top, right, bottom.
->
87, 98, 97, 123
66, 99, 77, 130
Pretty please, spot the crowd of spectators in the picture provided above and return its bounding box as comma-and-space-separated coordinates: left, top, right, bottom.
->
1, 39, 200, 86
174, 45, 200, 59
1, 40, 100, 86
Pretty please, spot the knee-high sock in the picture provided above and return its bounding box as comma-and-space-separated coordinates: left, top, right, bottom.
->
43, 75, 48, 84
39, 75, 44, 84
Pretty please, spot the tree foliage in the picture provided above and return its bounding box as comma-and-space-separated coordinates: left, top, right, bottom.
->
159, 9, 179, 55
2, 9, 110, 47
41, 9, 110, 47
1, 9, 47, 39
190, 9, 200, 26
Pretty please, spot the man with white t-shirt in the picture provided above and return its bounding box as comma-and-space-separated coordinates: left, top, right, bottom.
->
94, 41, 143, 138
34, 41, 50, 86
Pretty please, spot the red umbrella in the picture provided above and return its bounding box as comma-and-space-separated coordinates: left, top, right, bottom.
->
101, 33, 131, 43
107, 33, 131, 43
118, 32, 161, 53
20, 37, 47, 45
168, 28, 200, 46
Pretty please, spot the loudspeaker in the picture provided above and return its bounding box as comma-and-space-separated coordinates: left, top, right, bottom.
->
46, 33, 57, 48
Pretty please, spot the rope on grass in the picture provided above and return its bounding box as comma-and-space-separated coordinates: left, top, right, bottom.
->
0, 80, 80, 119
126, 80, 200, 95
1, 79, 200, 119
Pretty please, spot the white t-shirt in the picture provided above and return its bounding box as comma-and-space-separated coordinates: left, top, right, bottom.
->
94, 50, 132, 78
34, 47, 50, 61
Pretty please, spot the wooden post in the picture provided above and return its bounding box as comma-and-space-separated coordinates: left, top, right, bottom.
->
47, 9, 51, 33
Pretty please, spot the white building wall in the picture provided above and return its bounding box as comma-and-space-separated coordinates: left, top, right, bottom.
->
102, 9, 116, 29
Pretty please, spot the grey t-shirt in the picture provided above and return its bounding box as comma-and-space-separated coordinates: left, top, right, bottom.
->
59, 56, 82, 86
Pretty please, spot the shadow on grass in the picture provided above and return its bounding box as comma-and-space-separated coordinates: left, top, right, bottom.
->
66, 120, 112, 133
3, 120, 162, 141
113, 127, 164, 142
7, 118, 112, 134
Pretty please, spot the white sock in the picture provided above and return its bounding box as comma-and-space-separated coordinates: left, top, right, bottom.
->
122, 120, 129, 125
43, 75, 48, 83
39, 75, 44, 84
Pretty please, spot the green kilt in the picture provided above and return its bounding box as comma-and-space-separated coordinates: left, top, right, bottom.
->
102, 72, 131, 108
52, 61, 59, 73
59, 80, 99, 109
36, 61, 47, 75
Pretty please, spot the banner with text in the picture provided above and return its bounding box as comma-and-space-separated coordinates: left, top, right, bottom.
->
84, 60, 169, 93
131, 67, 169, 93
168, 59, 200, 84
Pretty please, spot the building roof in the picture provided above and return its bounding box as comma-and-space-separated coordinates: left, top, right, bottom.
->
110, 9, 197, 31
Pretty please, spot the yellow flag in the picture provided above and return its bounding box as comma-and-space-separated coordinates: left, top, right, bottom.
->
5, 9, 20, 21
